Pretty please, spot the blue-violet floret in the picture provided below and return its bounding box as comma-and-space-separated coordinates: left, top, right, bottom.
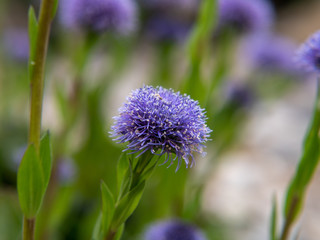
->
111, 86, 211, 169
218, 0, 273, 33
144, 220, 207, 240
60, 0, 137, 34
295, 30, 320, 74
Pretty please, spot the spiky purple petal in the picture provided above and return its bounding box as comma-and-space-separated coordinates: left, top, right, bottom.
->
110, 86, 211, 169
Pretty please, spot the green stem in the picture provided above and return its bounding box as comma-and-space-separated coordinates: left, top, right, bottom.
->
23, 218, 35, 240
105, 230, 116, 240
28, 0, 55, 151
280, 196, 299, 240
25, 0, 55, 239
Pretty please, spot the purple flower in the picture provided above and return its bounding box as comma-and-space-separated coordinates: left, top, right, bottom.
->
241, 33, 298, 74
218, 0, 273, 33
59, 0, 137, 34
295, 31, 320, 74
3, 28, 29, 62
57, 158, 77, 184
145, 16, 191, 43
111, 86, 211, 169
142, 0, 199, 13
226, 82, 254, 108
144, 220, 207, 240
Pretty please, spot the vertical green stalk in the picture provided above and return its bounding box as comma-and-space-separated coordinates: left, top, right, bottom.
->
280, 77, 320, 240
24, 0, 56, 239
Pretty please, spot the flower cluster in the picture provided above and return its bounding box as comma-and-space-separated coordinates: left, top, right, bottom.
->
217, 0, 273, 33
242, 33, 297, 74
144, 220, 207, 240
295, 31, 320, 74
111, 86, 211, 169
59, 0, 137, 34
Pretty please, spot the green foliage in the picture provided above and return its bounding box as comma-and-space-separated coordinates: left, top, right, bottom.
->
101, 181, 115, 234
28, 6, 38, 82
40, 131, 53, 189
17, 145, 44, 218
112, 180, 145, 230
270, 196, 278, 240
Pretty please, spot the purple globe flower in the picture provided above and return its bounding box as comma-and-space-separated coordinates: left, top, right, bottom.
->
59, 0, 137, 34
111, 86, 211, 169
218, 0, 273, 33
144, 220, 207, 240
295, 31, 320, 74
241, 33, 297, 74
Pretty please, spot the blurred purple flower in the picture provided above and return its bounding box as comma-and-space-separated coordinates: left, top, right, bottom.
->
145, 16, 191, 43
295, 30, 320, 74
144, 220, 207, 240
57, 158, 77, 184
59, 0, 137, 34
111, 85, 211, 169
3, 28, 29, 62
142, 0, 199, 13
241, 33, 298, 74
218, 0, 273, 33
226, 82, 254, 108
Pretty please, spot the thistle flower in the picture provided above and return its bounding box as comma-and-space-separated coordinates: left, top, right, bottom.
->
111, 86, 211, 169
217, 0, 273, 34
295, 31, 320, 74
144, 220, 207, 240
241, 33, 297, 74
59, 0, 137, 34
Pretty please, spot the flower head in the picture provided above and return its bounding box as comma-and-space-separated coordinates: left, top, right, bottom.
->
241, 33, 297, 74
59, 0, 137, 34
295, 31, 320, 74
111, 86, 211, 169
144, 220, 207, 240
217, 0, 273, 34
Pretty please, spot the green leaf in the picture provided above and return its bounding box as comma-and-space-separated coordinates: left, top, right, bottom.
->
52, 0, 59, 19
112, 180, 145, 229
270, 196, 277, 240
28, 6, 38, 82
114, 224, 124, 240
117, 153, 130, 191
40, 131, 53, 189
101, 181, 115, 234
17, 145, 45, 218
92, 213, 103, 240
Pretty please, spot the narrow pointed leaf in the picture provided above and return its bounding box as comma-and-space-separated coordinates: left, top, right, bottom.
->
114, 224, 124, 240
40, 131, 53, 189
92, 213, 103, 240
270, 196, 277, 240
101, 181, 115, 234
28, 6, 38, 82
52, 0, 59, 19
112, 180, 145, 229
17, 145, 44, 218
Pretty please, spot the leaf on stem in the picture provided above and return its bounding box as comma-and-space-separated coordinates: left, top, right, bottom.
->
270, 195, 278, 240
112, 180, 145, 229
101, 181, 115, 234
40, 131, 53, 189
17, 144, 45, 218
